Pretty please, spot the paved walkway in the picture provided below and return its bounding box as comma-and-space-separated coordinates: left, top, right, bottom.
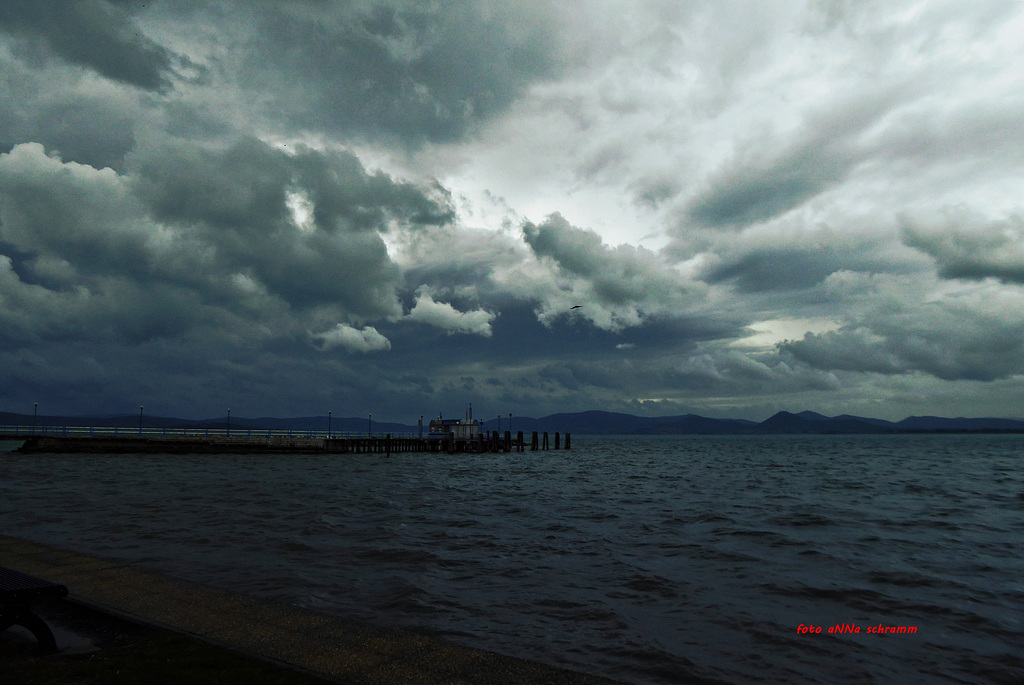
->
1, 535, 624, 684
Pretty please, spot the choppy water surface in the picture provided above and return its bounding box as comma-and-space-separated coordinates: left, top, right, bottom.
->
2, 434, 1022, 683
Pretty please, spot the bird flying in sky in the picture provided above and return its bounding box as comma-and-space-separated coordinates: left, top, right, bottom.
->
570, 305, 582, 309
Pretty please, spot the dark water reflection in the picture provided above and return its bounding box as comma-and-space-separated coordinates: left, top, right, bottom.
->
3, 434, 1023, 684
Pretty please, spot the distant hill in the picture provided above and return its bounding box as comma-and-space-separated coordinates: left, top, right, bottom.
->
758, 411, 897, 434
473, 410, 756, 435
4, 409, 1024, 436
895, 416, 1024, 432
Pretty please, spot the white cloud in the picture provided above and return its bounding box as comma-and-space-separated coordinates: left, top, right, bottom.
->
406, 291, 495, 337
285, 188, 315, 234
731, 318, 841, 350
313, 324, 391, 353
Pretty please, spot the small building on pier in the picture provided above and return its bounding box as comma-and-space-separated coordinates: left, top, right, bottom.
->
427, 416, 480, 440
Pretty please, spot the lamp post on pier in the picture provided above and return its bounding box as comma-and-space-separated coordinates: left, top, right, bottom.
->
368, 413, 371, 438
227, 408, 231, 437
32, 402, 37, 435
139, 406, 144, 437
328, 411, 332, 439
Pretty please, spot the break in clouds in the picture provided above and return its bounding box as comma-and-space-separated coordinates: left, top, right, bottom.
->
2, 0, 1024, 421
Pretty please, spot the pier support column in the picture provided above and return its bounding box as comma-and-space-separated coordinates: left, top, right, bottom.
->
531, 431, 539, 451
565, 433, 571, 450
504, 431, 511, 452
517, 431, 524, 452
554, 432, 560, 450
542, 432, 549, 450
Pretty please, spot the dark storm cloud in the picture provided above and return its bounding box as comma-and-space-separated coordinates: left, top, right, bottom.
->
3, 1, 1024, 422
0, 137, 455, 349
701, 247, 843, 292
0, 66, 139, 171
686, 157, 845, 229
0, 143, 156, 285
290, 148, 455, 231
681, 91, 900, 230
128, 137, 453, 316
401, 225, 521, 296
901, 210, 1024, 284
23, 97, 137, 171
697, 227, 918, 293
0, 0, 176, 91
778, 329, 905, 376
522, 213, 686, 306
0, 243, 238, 350
0, 331, 371, 418
436, 342, 844, 418
671, 349, 840, 395
236, 1, 567, 144
0, 45, 148, 171
780, 300, 1024, 382
131, 137, 294, 234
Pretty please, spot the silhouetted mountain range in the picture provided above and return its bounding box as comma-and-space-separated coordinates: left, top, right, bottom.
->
4, 409, 1024, 435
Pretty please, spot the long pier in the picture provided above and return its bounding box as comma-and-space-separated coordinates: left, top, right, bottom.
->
4, 430, 570, 455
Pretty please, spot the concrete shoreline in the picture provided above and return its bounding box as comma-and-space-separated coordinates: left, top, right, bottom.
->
0, 534, 623, 684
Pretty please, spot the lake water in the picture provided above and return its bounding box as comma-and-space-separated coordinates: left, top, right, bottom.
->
2, 434, 1022, 684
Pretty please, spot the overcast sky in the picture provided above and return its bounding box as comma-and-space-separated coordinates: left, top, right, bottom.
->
2, 0, 1023, 422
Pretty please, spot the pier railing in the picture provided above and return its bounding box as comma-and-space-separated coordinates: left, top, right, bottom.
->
0, 425, 417, 440
2, 425, 571, 454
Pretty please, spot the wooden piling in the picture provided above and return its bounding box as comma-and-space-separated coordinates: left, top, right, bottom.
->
554, 432, 560, 450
